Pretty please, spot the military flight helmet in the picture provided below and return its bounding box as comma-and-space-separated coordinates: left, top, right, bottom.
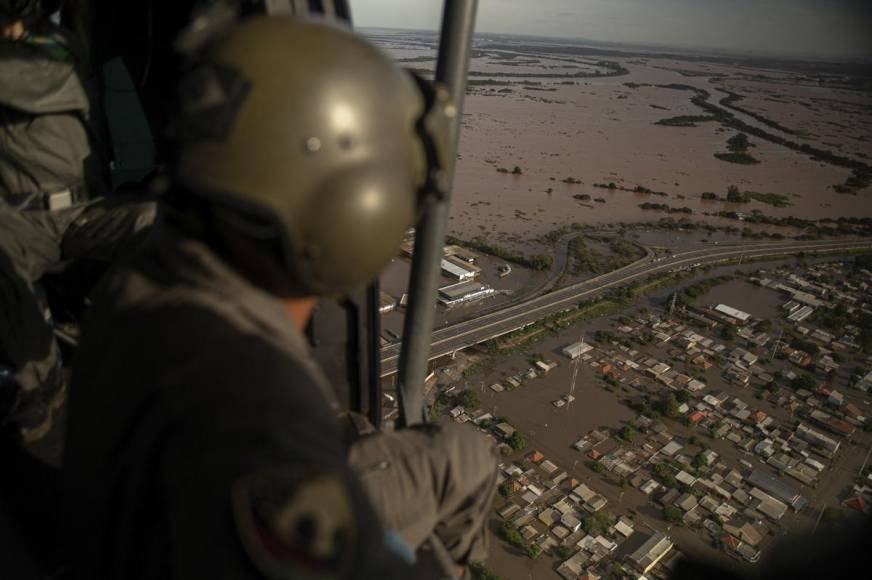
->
175, 15, 437, 297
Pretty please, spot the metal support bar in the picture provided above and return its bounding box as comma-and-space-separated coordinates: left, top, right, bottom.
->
396, 0, 478, 427
366, 282, 383, 428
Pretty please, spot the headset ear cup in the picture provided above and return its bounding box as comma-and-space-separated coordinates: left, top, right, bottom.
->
176, 18, 426, 295
294, 164, 417, 294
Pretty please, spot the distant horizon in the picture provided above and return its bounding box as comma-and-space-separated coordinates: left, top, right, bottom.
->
351, 0, 872, 62
359, 25, 872, 64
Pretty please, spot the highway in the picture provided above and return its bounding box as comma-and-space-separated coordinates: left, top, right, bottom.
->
380, 238, 872, 377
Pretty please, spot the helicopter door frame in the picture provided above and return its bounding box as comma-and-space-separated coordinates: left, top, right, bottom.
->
396, 0, 478, 428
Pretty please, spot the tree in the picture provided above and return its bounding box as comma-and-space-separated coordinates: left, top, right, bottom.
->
727, 133, 751, 153
720, 324, 737, 341
526, 544, 541, 559
619, 425, 636, 442
726, 185, 748, 203
512, 165, 523, 175
587, 460, 606, 475
529, 254, 553, 271
458, 390, 480, 409
498, 481, 514, 498
663, 505, 683, 523
499, 522, 526, 549
675, 390, 691, 404
792, 373, 817, 391
508, 431, 527, 452
653, 462, 677, 488
659, 393, 680, 418
469, 563, 501, 580
790, 338, 820, 357
553, 545, 572, 560
582, 510, 611, 534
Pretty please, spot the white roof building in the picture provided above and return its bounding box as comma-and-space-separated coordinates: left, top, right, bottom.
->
715, 304, 752, 323
562, 341, 594, 359
615, 518, 635, 537
438, 281, 495, 307
440, 258, 476, 280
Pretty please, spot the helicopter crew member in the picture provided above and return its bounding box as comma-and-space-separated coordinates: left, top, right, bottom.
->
63, 15, 496, 579
0, 0, 157, 442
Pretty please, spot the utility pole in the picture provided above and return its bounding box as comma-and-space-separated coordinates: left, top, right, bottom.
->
566, 334, 583, 411
567, 357, 580, 411
861, 444, 872, 475
770, 327, 783, 361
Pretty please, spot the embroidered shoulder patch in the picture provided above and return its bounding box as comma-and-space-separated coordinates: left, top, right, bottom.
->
232, 470, 356, 580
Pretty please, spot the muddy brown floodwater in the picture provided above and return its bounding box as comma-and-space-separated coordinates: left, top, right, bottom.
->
371, 32, 872, 255
691, 279, 785, 320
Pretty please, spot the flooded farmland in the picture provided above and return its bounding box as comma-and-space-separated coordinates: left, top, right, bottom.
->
369, 31, 872, 253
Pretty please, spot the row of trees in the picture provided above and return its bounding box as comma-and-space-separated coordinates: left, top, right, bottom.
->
446, 235, 553, 271
498, 522, 541, 559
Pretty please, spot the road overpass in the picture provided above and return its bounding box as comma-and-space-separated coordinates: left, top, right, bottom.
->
380, 238, 872, 377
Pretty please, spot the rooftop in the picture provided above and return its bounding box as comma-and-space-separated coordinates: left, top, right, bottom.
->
715, 304, 752, 322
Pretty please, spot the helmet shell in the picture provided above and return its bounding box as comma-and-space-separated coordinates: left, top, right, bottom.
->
177, 16, 425, 295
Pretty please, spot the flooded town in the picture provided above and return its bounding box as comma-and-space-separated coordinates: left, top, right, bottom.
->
416, 255, 872, 579
368, 24, 872, 580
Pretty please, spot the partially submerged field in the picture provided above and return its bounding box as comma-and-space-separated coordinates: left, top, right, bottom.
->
369, 31, 872, 253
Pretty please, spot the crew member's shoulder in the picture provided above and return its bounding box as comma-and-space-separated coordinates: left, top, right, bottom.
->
84, 231, 316, 373
0, 31, 86, 114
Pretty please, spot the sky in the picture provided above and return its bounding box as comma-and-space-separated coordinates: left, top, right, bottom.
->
351, 0, 872, 60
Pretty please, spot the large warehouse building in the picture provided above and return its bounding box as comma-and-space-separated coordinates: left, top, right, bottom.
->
438, 281, 495, 307
714, 303, 752, 324
440, 257, 480, 281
